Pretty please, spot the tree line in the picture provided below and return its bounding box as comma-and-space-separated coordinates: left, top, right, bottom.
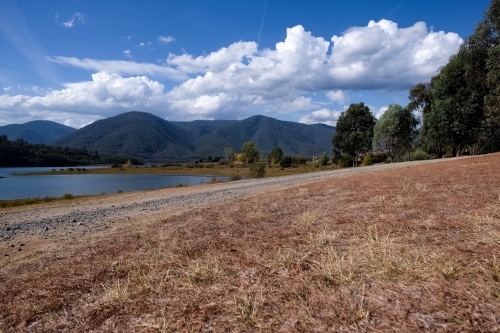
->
0, 135, 142, 167
332, 0, 500, 164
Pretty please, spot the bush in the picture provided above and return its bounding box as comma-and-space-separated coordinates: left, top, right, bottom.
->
249, 163, 266, 178
111, 164, 120, 168
411, 149, 433, 161
67, 168, 74, 171
372, 152, 388, 163
230, 174, 242, 181
480, 140, 493, 155
361, 154, 374, 166
280, 156, 293, 168
318, 152, 329, 166
337, 155, 353, 168
62, 193, 74, 200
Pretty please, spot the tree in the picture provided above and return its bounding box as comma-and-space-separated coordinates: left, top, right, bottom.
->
431, 54, 485, 156
372, 104, 419, 162
332, 103, 376, 167
242, 141, 259, 164
269, 147, 283, 165
223, 146, 233, 162
318, 152, 329, 166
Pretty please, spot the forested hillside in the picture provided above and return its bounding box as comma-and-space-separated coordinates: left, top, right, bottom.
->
51, 112, 195, 161
0, 120, 75, 144
49, 112, 335, 162
0, 135, 140, 167
192, 115, 335, 158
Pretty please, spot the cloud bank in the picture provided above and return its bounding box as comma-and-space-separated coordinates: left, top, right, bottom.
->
0, 20, 462, 127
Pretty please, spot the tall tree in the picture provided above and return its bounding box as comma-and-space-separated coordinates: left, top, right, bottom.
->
373, 104, 419, 162
332, 103, 376, 167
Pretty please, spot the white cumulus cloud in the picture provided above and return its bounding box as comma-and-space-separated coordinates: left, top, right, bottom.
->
299, 108, 344, 126
1, 20, 462, 124
0, 72, 168, 127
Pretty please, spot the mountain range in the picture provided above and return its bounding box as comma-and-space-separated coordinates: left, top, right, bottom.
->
0, 120, 75, 144
5, 112, 335, 162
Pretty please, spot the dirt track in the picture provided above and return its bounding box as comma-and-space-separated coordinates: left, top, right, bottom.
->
0, 156, 483, 264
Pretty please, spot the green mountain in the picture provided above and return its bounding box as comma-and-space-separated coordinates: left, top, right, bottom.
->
171, 120, 238, 141
0, 120, 75, 144
49, 112, 335, 162
192, 115, 335, 157
50, 112, 194, 161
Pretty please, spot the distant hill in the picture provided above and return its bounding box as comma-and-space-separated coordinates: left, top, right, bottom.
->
192, 115, 335, 158
49, 112, 335, 162
50, 112, 194, 161
0, 120, 75, 144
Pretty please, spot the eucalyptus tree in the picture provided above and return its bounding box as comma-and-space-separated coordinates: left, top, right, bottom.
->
332, 103, 376, 167
372, 104, 419, 162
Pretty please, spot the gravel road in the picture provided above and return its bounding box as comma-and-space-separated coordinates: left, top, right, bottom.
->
0, 157, 465, 244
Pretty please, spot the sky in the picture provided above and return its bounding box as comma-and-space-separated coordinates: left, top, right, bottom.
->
0, 0, 491, 128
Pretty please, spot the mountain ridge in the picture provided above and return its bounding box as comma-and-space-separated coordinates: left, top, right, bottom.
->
42, 112, 334, 162
0, 120, 76, 144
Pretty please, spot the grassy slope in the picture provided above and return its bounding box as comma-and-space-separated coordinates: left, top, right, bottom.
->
1, 155, 500, 331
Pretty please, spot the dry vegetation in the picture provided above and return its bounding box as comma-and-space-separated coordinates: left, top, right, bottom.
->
1, 155, 500, 332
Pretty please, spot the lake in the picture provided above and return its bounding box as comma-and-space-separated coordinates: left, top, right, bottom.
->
0, 166, 230, 200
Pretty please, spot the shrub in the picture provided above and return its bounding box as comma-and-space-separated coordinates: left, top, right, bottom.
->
362, 154, 374, 166
280, 156, 293, 168
111, 164, 120, 168
337, 155, 353, 168
411, 149, 433, 161
81, 168, 86, 171
480, 140, 493, 155
318, 152, 329, 166
62, 193, 74, 200
230, 174, 242, 181
117, 189, 123, 193
67, 168, 74, 171
250, 163, 266, 178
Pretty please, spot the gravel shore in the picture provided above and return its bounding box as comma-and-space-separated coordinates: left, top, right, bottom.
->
0, 157, 471, 245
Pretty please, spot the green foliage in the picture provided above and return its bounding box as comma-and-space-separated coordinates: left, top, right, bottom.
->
318, 152, 329, 166
410, 149, 434, 161
410, 1, 500, 157
279, 155, 307, 168
361, 154, 374, 166
249, 163, 266, 178
242, 141, 259, 164
280, 156, 293, 168
0, 135, 141, 167
269, 147, 284, 165
62, 193, 74, 200
336, 155, 353, 168
372, 104, 419, 162
332, 103, 376, 166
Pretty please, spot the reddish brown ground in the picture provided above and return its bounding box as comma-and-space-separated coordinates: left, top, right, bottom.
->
1, 154, 500, 332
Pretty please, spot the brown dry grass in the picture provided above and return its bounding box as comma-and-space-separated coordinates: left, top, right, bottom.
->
1, 155, 500, 332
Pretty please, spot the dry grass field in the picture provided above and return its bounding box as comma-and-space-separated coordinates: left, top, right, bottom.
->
1, 154, 500, 332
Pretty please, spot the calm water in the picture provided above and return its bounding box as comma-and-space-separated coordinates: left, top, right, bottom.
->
0, 166, 229, 200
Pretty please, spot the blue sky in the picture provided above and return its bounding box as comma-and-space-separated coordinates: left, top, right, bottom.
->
0, 0, 491, 128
